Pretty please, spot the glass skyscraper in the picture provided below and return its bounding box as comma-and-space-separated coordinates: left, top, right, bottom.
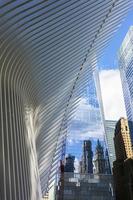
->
119, 26, 133, 144
104, 120, 117, 170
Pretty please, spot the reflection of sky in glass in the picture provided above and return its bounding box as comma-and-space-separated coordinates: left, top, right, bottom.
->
66, 73, 105, 160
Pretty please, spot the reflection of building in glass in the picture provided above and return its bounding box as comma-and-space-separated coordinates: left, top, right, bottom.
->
56, 173, 115, 200
81, 140, 93, 173
64, 155, 75, 173
119, 26, 133, 143
93, 140, 106, 174
113, 118, 133, 200
104, 120, 117, 170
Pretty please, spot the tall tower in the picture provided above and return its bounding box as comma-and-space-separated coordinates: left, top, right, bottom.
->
119, 26, 133, 144
105, 149, 111, 174
82, 140, 93, 174
104, 120, 117, 171
93, 140, 105, 174
114, 118, 133, 160
113, 118, 133, 200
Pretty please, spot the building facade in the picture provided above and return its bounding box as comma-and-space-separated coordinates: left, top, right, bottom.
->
113, 118, 133, 200
56, 173, 115, 200
105, 149, 112, 174
119, 26, 133, 144
114, 118, 133, 160
104, 120, 117, 171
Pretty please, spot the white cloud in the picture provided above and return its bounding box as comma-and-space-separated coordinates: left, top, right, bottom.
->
68, 97, 104, 141
74, 157, 80, 173
68, 127, 104, 141
99, 69, 126, 120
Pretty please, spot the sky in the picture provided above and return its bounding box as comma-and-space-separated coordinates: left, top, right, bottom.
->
98, 9, 133, 120
98, 9, 133, 69
66, 9, 133, 167
99, 69, 126, 120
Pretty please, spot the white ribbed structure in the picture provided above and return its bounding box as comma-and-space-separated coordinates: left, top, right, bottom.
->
0, 1, 132, 199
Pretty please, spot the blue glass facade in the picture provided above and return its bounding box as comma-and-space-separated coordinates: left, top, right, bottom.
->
119, 26, 133, 144
104, 120, 117, 170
